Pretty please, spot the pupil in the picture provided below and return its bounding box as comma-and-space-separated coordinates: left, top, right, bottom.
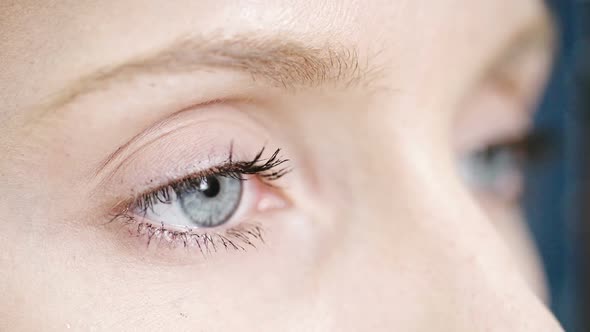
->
199, 176, 221, 198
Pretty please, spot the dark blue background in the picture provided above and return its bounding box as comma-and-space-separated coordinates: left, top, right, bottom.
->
526, 0, 587, 330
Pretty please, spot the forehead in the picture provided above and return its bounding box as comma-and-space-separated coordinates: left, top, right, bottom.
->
1, 0, 544, 114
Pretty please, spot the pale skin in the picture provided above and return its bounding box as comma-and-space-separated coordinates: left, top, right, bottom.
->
0, 1, 565, 331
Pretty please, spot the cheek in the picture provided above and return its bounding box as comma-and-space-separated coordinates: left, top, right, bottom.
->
0, 208, 318, 330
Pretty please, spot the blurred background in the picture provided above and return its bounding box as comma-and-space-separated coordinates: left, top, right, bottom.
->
526, 0, 588, 330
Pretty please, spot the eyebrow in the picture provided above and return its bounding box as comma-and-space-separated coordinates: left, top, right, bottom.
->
47, 35, 376, 109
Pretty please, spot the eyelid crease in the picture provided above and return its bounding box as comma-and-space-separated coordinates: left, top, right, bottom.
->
89, 98, 250, 188
89, 100, 217, 183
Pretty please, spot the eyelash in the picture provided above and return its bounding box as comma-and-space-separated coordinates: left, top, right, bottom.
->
482, 129, 553, 166
109, 146, 290, 255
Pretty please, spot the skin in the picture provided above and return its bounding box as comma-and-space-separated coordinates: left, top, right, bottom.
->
0, 1, 564, 331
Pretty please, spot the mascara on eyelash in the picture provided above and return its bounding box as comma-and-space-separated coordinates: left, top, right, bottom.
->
105, 146, 288, 256
133, 221, 266, 256
135, 146, 291, 215
109, 145, 290, 223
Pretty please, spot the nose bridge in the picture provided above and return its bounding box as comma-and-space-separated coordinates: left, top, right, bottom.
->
305, 130, 445, 328
285, 101, 561, 330
306, 130, 563, 331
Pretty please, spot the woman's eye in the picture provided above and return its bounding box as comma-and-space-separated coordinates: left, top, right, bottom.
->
460, 143, 523, 195
112, 147, 290, 253
459, 138, 530, 203
139, 175, 244, 229
459, 131, 550, 201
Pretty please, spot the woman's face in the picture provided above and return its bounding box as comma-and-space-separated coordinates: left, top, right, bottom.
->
0, 1, 563, 331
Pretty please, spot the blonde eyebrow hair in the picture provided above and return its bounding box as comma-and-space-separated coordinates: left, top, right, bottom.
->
46, 35, 377, 109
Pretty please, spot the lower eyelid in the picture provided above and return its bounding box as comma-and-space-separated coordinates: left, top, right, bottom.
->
459, 145, 525, 204
114, 214, 267, 257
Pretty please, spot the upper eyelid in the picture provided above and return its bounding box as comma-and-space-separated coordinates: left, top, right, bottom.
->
145, 146, 289, 196
89, 98, 272, 184
91, 107, 208, 183
113, 146, 290, 213
89, 100, 241, 191
84, 101, 289, 212
480, 14, 554, 89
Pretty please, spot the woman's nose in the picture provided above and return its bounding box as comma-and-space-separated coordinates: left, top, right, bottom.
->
304, 145, 563, 331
